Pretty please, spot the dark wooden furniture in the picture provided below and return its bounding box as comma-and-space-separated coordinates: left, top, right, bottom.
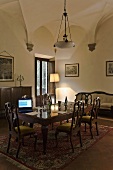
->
0, 86, 32, 117
18, 105, 91, 155
55, 101, 84, 152
18, 110, 73, 154
81, 98, 100, 138
5, 105, 37, 158
75, 91, 113, 118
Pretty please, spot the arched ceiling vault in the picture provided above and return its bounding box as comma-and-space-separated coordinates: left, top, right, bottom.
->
0, 0, 113, 53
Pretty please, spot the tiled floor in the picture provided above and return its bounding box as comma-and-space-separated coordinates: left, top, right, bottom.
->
0, 117, 113, 170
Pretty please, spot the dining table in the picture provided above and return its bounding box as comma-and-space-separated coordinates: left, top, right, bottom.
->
18, 104, 93, 154
18, 108, 73, 154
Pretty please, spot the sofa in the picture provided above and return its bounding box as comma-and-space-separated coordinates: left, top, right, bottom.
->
75, 91, 113, 118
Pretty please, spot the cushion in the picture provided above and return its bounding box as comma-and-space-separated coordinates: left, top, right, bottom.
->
82, 116, 92, 123
15, 125, 35, 135
100, 103, 113, 110
56, 122, 71, 132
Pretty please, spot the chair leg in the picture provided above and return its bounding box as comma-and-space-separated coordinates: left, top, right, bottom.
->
7, 134, 11, 153
69, 135, 74, 153
90, 124, 93, 139
67, 119, 69, 123
78, 131, 82, 147
95, 122, 99, 136
16, 141, 21, 158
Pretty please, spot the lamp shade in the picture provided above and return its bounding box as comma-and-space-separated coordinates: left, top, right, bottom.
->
54, 41, 75, 48
50, 73, 60, 83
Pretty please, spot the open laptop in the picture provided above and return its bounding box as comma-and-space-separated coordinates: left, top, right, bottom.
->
18, 98, 33, 113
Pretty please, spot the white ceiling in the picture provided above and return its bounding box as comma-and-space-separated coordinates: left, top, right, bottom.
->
0, 0, 113, 58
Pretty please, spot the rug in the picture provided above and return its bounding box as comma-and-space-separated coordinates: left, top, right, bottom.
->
0, 124, 112, 170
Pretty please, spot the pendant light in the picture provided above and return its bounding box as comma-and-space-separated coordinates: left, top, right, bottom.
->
54, 0, 75, 48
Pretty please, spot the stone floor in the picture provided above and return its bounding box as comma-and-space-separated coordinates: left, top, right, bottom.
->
0, 117, 113, 170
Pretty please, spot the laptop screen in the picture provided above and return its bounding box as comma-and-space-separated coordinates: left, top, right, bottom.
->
18, 98, 33, 113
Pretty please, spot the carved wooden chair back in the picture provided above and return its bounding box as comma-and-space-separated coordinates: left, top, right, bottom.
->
5, 105, 37, 158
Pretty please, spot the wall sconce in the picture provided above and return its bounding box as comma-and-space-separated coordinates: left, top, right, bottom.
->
88, 43, 96, 52
51, 104, 58, 113
26, 43, 34, 52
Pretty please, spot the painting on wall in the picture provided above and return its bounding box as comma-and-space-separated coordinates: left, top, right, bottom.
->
0, 55, 14, 81
65, 63, 79, 77
106, 61, 113, 76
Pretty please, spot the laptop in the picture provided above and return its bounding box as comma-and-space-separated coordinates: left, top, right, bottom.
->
18, 98, 33, 113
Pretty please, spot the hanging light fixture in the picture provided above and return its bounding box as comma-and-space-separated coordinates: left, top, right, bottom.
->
54, 0, 75, 49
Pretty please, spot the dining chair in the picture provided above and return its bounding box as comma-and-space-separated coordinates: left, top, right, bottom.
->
55, 101, 84, 153
5, 105, 38, 158
81, 97, 100, 138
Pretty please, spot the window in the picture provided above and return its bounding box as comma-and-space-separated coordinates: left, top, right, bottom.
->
35, 57, 55, 106
35, 58, 48, 96
42, 61, 48, 94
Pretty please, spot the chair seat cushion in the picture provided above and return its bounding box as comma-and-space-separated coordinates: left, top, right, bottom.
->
15, 125, 35, 135
82, 115, 92, 123
56, 122, 71, 132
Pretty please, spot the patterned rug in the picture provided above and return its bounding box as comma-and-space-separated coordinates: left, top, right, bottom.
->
0, 124, 112, 170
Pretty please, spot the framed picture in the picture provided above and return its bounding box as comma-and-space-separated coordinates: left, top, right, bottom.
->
65, 63, 79, 77
106, 61, 113, 76
0, 55, 14, 81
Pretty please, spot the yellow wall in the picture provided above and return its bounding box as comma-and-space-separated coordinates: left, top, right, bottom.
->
0, 15, 113, 105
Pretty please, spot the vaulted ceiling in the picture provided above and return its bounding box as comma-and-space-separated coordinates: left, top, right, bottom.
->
0, 0, 113, 58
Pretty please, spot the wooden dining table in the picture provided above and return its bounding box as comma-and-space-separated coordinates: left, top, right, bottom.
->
18, 104, 93, 154
18, 110, 73, 154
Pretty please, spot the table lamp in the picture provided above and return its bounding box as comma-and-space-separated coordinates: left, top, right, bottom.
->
50, 73, 60, 103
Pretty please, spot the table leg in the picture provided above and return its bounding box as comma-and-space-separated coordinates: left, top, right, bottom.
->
41, 125, 48, 154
